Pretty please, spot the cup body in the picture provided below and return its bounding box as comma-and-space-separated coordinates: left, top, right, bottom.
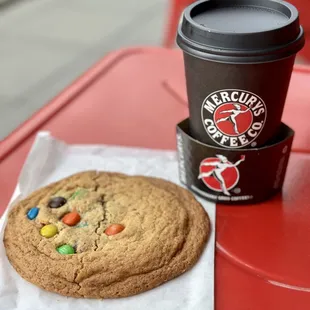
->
177, 0, 304, 149
184, 53, 296, 148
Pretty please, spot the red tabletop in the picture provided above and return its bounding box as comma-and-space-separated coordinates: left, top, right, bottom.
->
1, 47, 310, 309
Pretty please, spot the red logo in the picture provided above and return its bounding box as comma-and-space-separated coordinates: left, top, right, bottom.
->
199, 155, 245, 196
202, 89, 266, 148
214, 103, 253, 136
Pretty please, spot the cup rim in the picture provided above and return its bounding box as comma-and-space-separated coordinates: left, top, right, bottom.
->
178, 118, 294, 152
177, 0, 305, 63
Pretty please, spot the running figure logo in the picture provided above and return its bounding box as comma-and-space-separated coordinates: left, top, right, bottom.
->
216, 103, 252, 135
198, 155, 245, 196
201, 89, 267, 148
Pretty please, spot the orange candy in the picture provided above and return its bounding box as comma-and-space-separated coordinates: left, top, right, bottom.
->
105, 224, 125, 236
62, 212, 81, 226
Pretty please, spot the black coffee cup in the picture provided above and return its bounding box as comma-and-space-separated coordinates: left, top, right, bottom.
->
177, 0, 304, 149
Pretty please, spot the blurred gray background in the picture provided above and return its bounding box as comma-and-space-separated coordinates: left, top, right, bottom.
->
0, 0, 307, 140
0, 0, 167, 139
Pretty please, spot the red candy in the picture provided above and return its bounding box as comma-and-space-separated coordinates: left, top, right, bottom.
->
62, 212, 81, 226
105, 224, 125, 236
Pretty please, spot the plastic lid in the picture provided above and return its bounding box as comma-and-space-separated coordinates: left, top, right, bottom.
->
177, 0, 305, 63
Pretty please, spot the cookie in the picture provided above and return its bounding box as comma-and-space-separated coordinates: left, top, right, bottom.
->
4, 171, 210, 298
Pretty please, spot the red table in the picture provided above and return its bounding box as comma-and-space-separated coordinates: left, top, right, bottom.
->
1, 47, 310, 309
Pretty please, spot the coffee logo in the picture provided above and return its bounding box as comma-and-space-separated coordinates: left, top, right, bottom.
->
198, 155, 245, 196
201, 89, 267, 148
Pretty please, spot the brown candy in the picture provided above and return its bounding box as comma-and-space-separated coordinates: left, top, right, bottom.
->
105, 224, 125, 236
48, 197, 67, 208
62, 212, 81, 226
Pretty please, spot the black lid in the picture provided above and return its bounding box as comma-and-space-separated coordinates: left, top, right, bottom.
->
177, 0, 305, 63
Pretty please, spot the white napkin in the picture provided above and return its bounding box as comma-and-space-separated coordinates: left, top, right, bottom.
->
0, 132, 215, 310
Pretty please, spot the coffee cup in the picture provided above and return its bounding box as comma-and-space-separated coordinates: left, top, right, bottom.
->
177, 0, 304, 149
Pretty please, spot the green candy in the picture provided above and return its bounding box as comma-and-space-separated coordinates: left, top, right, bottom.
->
57, 244, 75, 255
69, 188, 87, 200
76, 222, 88, 228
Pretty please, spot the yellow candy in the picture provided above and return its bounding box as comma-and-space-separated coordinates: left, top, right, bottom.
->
40, 224, 58, 238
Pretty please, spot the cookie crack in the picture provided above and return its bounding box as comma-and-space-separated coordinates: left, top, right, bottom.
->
93, 195, 107, 251
74, 179, 107, 286
77, 224, 190, 291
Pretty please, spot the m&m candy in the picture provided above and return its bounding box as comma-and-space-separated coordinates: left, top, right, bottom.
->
105, 224, 125, 236
40, 224, 58, 238
57, 244, 75, 255
62, 212, 81, 226
27, 207, 39, 220
48, 197, 67, 209
69, 189, 87, 200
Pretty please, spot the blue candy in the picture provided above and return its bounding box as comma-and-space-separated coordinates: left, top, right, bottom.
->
27, 207, 39, 220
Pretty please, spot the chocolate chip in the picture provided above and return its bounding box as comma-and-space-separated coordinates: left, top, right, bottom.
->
48, 197, 67, 208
